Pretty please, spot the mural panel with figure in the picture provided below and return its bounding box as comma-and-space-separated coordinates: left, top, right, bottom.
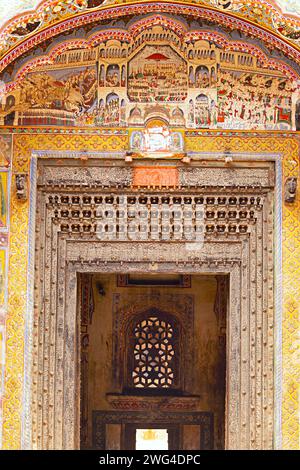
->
0, 136, 11, 168
217, 71, 295, 129
18, 66, 97, 127
1, 22, 300, 131
130, 119, 184, 157
128, 45, 188, 103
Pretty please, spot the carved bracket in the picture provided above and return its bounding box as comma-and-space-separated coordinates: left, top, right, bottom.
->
15, 173, 28, 201
284, 177, 297, 203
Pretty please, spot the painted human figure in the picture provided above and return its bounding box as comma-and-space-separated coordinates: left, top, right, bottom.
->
210, 100, 218, 126
132, 132, 144, 150
170, 132, 183, 151
99, 65, 105, 87
188, 100, 194, 126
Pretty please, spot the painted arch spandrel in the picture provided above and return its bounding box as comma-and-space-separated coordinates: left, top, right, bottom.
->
1, 22, 300, 131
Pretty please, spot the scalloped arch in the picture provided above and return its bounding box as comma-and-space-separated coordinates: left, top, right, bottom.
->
4, 12, 300, 94
1, 2, 300, 75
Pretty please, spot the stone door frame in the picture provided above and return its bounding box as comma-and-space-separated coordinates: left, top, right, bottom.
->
92, 410, 214, 450
21, 154, 282, 450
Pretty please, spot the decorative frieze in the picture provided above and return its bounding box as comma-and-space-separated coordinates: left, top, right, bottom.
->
43, 189, 265, 242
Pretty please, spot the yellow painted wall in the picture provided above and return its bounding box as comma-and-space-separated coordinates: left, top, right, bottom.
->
0, 130, 299, 449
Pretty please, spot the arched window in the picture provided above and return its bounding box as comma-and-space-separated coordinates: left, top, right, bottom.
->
127, 310, 180, 391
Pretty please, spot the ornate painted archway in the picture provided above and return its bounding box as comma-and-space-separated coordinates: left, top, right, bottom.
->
1, 0, 300, 73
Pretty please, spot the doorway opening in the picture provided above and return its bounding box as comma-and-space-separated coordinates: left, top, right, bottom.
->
32, 159, 275, 449
79, 272, 228, 450
135, 429, 169, 450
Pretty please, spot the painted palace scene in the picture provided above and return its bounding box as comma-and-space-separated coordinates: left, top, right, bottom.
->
0, 0, 299, 452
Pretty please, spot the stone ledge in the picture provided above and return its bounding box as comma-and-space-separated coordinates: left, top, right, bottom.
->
106, 393, 201, 411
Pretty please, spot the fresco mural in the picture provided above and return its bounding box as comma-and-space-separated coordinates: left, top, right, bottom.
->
0, 172, 8, 230
0, 136, 11, 167
130, 124, 184, 154
217, 71, 295, 129
106, 65, 120, 88
1, 24, 300, 130
18, 66, 97, 126
128, 45, 188, 103
191, 92, 218, 128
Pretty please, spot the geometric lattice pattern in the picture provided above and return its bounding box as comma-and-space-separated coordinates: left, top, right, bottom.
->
131, 316, 177, 389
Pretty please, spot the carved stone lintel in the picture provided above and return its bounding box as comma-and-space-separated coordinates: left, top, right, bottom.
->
15, 173, 28, 200
106, 394, 200, 411
285, 177, 297, 203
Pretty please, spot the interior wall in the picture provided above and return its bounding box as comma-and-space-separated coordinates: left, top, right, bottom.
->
82, 273, 225, 449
